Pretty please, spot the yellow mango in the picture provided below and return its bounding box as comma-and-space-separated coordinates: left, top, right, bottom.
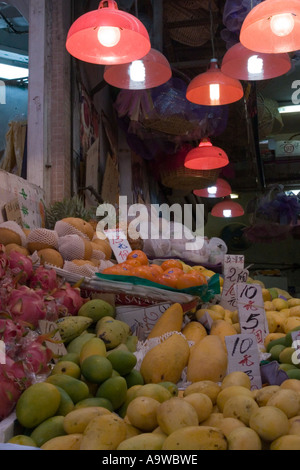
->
221, 371, 251, 390
264, 332, 286, 349
183, 393, 213, 423
183, 380, 221, 404
217, 417, 246, 439
140, 333, 190, 384
147, 303, 184, 339
186, 335, 227, 383
196, 308, 223, 323
156, 397, 199, 435
289, 305, 300, 317
216, 386, 253, 412
227, 427, 262, 450
117, 433, 165, 450
126, 396, 160, 432
272, 298, 289, 311
41, 434, 83, 450
249, 406, 289, 442
181, 321, 207, 346
80, 414, 127, 450
288, 298, 300, 308
209, 304, 226, 316
63, 406, 111, 434
162, 426, 227, 450
270, 435, 300, 450
209, 320, 238, 350
222, 395, 259, 426
284, 316, 300, 334
232, 322, 241, 334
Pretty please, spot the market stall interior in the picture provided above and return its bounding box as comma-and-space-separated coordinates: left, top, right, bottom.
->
0, 0, 300, 289
3, 0, 300, 452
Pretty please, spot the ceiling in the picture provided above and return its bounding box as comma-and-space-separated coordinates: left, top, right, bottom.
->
1, 0, 300, 193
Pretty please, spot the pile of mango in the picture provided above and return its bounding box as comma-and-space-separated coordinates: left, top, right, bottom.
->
9, 371, 300, 450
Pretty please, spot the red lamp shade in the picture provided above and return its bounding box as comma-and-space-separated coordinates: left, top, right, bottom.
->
184, 138, 229, 171
186, 59, 244, 106
103, 48, 172, 90
211, 200, 244, 218
240, 0, 300, 54
193, 178, 232, 198
66, 0, 151, 65
221, 42, 291, 81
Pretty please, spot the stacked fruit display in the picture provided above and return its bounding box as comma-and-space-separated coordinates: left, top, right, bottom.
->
0, 243, 87, 422
8, 370, 300, 450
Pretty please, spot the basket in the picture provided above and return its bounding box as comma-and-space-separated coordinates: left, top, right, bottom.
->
143, 115, 196, 136
175, 0, 218, 11
163, 1, 218, 47
159, 145, 220, 191
257, 94, 283, 139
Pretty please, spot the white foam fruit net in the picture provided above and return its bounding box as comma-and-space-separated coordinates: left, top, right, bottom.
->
27, 228, 59, 250
63, 259, 114, 278
0, 221, 27, 246
58, 234, 88, 260
55, 220, 90, 240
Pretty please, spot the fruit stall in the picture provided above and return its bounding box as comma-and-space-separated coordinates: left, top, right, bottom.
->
0, 211, 300, 452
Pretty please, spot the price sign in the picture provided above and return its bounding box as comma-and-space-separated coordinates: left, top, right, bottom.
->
39, 320, 67, 359
105, 229, 132, 263
225, 334, 262, 390
197, 309, 214, 330
235, 283, 269, 352
220, 254, 248, 311
116, 303, 171, 341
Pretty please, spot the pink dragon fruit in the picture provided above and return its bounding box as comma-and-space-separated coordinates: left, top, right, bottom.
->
29, 266, 59, 292
7, 251, 34, 284
52, 282, 85, 316
0, 358, 30, 421
19, 335, 53, 376
0, 319, 27, 360
6, 286, 46, 328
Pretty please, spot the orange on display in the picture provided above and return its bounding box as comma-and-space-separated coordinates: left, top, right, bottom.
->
148, 264, 164, 277
157, 272, 181, 289
163, 267, 185, 277
160, 259, 183, 271
176, 272, 207, 290
126, 250, 149, 266
103, 263, 135, 276
124, 258, 142, 267
132, 265, 156, 282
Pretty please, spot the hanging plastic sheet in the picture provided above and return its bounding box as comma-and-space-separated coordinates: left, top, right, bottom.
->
221, 0, 263, 49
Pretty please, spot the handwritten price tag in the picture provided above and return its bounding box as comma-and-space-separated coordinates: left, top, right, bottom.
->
116, 303, 171, 341
105, 229, 132, 263
225, 334, 262, 390
235, 283, 269, 352
220, 254, 248, 311
39, 320, 67, 359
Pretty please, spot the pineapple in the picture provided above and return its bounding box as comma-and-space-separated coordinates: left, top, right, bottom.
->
45, 196, 97, 230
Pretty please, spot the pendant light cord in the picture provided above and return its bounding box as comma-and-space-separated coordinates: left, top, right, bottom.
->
209, 0, 216, 59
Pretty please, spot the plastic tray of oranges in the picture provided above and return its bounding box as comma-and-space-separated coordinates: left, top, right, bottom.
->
95, 250, 221, 303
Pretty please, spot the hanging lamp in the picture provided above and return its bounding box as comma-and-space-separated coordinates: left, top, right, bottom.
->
66, 0, 151, 65
211, 199, 245, 218
184, 138, 229, 171
186, 58, 244, 106
193, 178, 232, 198
221, 42, 291, 81
240, 0, 300, 54
103, 48, 172, 89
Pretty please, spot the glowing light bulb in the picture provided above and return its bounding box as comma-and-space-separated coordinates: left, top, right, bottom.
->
97, 26, 121, 47
223, 209, 232, 217
129, 60, 146, 82
247, 55, 263, 75
209, 84, 220, 104
207, 186, 217, 195
270, 13, 295, 37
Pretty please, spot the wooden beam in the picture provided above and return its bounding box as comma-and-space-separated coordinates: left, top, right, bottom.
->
26, 0, 47, 190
